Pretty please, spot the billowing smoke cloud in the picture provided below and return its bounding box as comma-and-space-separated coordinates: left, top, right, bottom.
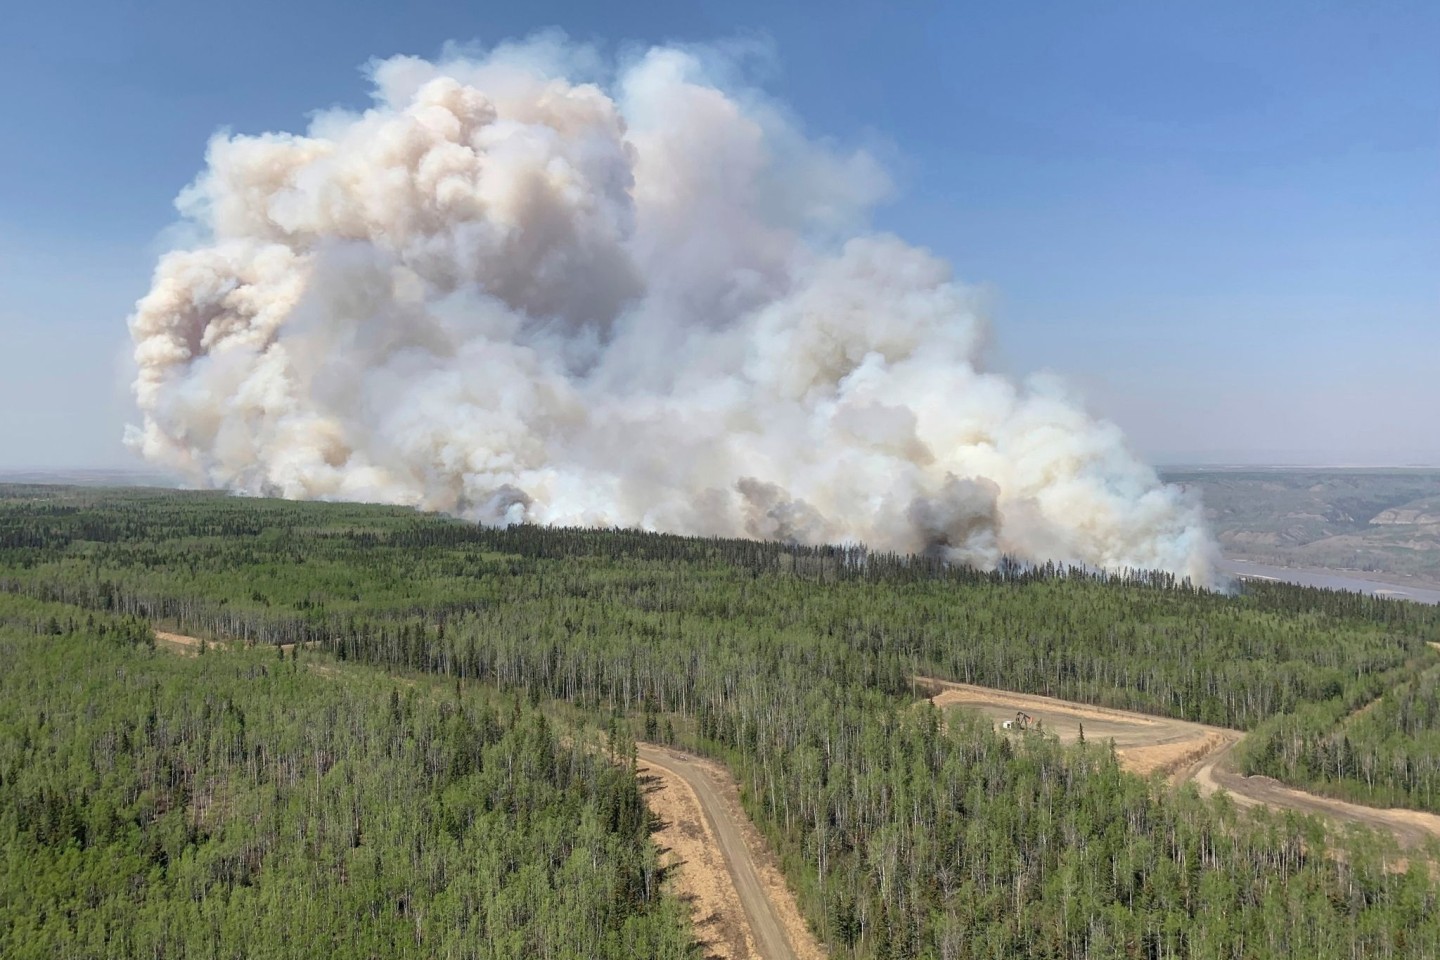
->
126, 37, 1217, 584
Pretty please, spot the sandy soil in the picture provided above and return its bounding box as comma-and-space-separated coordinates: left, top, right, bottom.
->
154, 630, 213, 655
1187, 739, 1440, 850
923, 678, 1233, 776
637, 745, 826, 960
1124, 730, 1242, 779
637, 752, 757, 959
155, 631, 318, 659
923, 677, 1440, 851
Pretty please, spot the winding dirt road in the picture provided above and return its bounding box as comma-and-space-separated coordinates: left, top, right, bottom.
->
637, 745, 825, 960
1185, 738, 1440, 850
923, 678, 1440, 850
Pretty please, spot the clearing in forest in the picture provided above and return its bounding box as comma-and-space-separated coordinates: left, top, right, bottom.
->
921, 678, 1236, 779
154, 630, 215, 654
921, 677, 1440, 851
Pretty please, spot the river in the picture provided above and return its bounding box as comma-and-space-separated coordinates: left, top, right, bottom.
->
1218, 558, 1440, 605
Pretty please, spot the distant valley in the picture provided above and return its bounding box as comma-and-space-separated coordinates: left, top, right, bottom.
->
1163, 467, 1440, 587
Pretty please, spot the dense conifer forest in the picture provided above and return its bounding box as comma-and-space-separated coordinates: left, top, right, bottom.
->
6, 485, 1440, 958
0, 595, 690, 959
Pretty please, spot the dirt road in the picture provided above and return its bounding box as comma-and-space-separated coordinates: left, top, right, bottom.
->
1185, 738, 1440, 850
923, 678, 1440, 850
637, 745, 824, 960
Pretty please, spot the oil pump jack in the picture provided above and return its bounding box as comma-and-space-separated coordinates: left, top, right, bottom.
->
1001, 711, 1035, 731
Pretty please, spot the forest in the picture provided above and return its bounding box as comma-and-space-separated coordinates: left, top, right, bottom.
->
6, 485, 1440, 958
0, 592, 691, 959
1238, 661, 1440, 813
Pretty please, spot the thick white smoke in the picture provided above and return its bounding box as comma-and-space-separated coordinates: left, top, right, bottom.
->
127, 38, 1217, 584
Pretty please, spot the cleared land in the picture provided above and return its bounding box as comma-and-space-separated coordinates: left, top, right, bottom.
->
154, 630, 213, 655
636, 749, 755, 959
156, 631, 316, 656
923, 678, 1440, 850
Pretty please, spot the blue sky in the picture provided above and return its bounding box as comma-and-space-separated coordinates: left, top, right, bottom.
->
1, 0, 1435, 467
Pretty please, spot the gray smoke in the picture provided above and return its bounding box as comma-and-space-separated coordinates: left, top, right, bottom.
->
126, 37, 1217, 584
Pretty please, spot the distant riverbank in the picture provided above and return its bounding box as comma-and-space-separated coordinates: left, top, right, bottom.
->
1218, 558, 1440, 605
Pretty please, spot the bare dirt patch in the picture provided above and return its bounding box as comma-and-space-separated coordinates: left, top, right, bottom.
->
1190, 739, 1440, 851
154, 632, 341, 678
1125, 730, 1242, 780
922, 677, 1440, 851
154, 630, 213, 655
922, 678, 1229, 778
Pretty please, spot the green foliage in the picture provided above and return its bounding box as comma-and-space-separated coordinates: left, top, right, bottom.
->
0, 601, 693, 960
2, 487, 1434, 733
1240, 662, 1440, 813
6, 486, 1440, 958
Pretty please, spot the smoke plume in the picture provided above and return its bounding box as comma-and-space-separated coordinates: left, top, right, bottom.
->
126, 37, 1217, 584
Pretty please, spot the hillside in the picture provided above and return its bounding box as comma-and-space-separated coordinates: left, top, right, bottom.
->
1164, 468, 1440, 584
